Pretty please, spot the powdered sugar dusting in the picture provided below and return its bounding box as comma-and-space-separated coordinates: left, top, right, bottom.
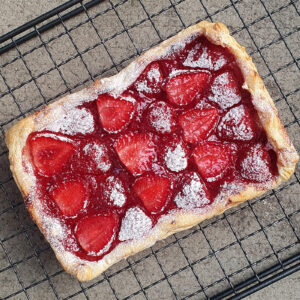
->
62, 251, 85, 268
136, 81, 152, 93
135, 64, 162, 94
119, 207, 152, 241
44, 217, 64, 238
104, 176, 126, 207
83, 142, 111, 172
183, 45, 227, 71
214, 56, 227, 70
149, 102, 174, 133
218, 105, 254, 141
184, 45, 213, 69
43, 215, 79, 252
208, 72, 241, 109
34, 132, 73, 143
45, 107, 94, 135
241, 144, 271, 182
175, 173, 210, 209
169, 69, 190, 79
165, 144, 187, 172
147, 66, 161, 82
121, 95, 136, 104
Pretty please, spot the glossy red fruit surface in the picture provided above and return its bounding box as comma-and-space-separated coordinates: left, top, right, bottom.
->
114, 133, 157, 175
28, 133, 75, 176
179, 108, 219, 143
97, 94, 135, 133
51, 180, 89, 216
193, 142, 236, 179
165, 71, 210, 106
75, 214, 118, 254
133, 175, 171, 213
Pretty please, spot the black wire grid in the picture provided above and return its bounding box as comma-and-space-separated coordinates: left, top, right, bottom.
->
0, 0, 299, 299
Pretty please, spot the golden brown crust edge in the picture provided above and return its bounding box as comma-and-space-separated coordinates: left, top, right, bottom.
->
5, 21, 299, 281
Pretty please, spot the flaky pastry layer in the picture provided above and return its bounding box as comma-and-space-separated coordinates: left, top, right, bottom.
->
6, 21, 299, 281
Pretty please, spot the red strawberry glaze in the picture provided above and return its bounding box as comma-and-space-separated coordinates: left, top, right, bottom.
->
26, 36, 278, 261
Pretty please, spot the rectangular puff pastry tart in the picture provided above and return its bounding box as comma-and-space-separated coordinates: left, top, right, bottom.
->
6, 21, 299, 281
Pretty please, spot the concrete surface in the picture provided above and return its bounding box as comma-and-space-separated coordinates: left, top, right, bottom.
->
0, 0, 300, 299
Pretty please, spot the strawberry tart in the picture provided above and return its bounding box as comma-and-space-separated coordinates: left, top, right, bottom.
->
6, 21, 298, 281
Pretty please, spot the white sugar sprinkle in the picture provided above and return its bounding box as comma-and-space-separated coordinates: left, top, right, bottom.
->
218, 105, 254, 141
43, 215, 79, 252
149, 102, 173, 133
83, 142, 111, 172
62, 252, 83, 267
44, 217, 64, 238
183, 45, 227, 71
174, 173, 210, 209
241, 144, 271, 182
208, 72, 241, 109
214, 56, 227, 70
89, 177, 98, 190
45, 107, 94, 135
165, 144, 187, 172
147, 66, 161, 82
184, 45, 213, 69
104, 176, 126, 207
135, 65, 161, 94
34, 132, 73, 143
169, 69, 190, 79
119, 207, 152, 241
121, 95, 136, 104
136, 80, 152, 93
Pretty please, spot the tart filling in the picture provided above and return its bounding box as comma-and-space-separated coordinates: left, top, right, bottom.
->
24, 35, 279, 262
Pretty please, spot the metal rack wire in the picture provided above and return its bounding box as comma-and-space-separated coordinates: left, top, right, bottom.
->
0, 0, 299, 299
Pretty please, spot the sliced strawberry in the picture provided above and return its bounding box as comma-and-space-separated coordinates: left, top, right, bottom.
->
78, 140, 111, 174
178, 108, 219, 143
114, 133, 157, 175
135, 62, 163, 94
208, 71, 241, 109
193, 142, 236, 179
97, 94, 135, 133
240, 144, 273, 182
51, 180, 89, 216
28, 133, 75, 176
148, 101, 176, 134
133, 175, 171, 213
165, 71, 211, 106
75, 213, 118, 254
217, 105, 256, 142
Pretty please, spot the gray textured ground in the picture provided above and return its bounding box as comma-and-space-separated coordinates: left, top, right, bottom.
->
0, 0, 300, 299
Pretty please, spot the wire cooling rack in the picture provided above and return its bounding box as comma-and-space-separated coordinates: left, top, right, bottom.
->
0, 0, 299, 299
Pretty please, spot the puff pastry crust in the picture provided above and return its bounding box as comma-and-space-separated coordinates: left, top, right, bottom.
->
5, 21, 299, 281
